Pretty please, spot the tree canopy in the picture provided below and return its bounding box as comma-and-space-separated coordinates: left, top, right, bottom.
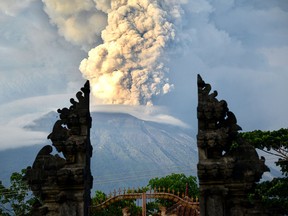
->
240, 128, 288, 175
240, 128, 288, 214
91, 173, 199, 215
1, 170, 198, 216
148, 173, 199, 198
91, 190, 142, 216
0, 169, 37, 216
147, 173, 199, 213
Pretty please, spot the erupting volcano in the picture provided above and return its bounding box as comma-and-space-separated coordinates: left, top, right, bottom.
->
43, 0, 186, 106
79, 0, 180, 105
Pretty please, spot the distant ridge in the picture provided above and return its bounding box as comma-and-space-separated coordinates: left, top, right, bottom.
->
1, 111, 198, 192
0, 111, 280, 193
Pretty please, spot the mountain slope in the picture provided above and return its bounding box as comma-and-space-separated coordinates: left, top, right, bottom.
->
0, 111, 279, 193
1, 111, 198, 193
91, 112, 198, 192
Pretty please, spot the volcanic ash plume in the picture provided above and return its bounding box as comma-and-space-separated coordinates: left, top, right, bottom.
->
42, 0, 107, 50
79, 0, 183, 106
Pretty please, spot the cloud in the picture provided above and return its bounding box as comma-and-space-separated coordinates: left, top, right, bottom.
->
0, 94, 74, 122
93, 0, 111, 13
0, 0, 86, 103
156, 0, 288, 131
0, 94, 74, 150
0, 126, 46, 150
209, 1, 288, 48
0, 0, 35, 16
0, 93, 188, 151
90, 104, 189, 128
261, 46, 288, 68
189, 0, 213, 13
79, 0, 186, 106
42, 0, 107, 50
0, 0, 288, 148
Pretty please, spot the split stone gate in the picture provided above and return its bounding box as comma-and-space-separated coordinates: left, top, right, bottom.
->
25, 76, 272, 215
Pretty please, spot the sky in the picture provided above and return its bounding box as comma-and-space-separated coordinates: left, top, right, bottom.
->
0, 0, 288, 150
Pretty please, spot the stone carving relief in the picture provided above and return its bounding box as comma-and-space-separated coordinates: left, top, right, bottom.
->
25, 81, 92, 216
197, 75, 269, 216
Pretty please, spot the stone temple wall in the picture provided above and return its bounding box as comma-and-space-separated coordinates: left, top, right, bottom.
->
23, 75, 274, 215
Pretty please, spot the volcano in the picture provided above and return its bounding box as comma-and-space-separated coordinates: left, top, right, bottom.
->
0, 111, 198, 193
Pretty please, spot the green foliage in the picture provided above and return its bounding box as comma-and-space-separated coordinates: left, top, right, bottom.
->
146, 201, 160, 215
148, 173, 199, 198
148, 173, 199, 209
249, 177, 288, 214
1, 169, 199, 216
91, 173, 199, 215
240, 128, 288, 214
240, 128, 288, 175
0, 169, 37, 216
91, 190, 141, 216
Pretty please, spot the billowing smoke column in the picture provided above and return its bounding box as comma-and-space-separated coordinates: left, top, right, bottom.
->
42, 0, 107, 50
43, 0, 185, 106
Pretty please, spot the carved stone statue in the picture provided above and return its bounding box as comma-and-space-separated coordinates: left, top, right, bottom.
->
197, 75, 269, 216
25, 81, 93, 216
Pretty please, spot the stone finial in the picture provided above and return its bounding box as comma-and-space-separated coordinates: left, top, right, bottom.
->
197, 74, 242, 159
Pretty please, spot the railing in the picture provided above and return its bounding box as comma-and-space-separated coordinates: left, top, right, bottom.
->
89, 187, 200, 216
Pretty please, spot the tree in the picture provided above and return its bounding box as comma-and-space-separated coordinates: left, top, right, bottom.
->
148, 173, 199, 198
240, 128, 288, 214
91, 190, 142, 216
148, 173, 199, 212
91, 173, 199, 215
240, 128, 288, 174
0, 169, 37, 216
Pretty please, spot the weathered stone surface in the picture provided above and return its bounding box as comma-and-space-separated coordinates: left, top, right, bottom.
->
25, 81, 93, 216
197, 75, 270, 216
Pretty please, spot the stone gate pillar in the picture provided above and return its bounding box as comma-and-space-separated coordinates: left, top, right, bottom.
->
196, 75, 269, 216
25, 81, 93, 216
